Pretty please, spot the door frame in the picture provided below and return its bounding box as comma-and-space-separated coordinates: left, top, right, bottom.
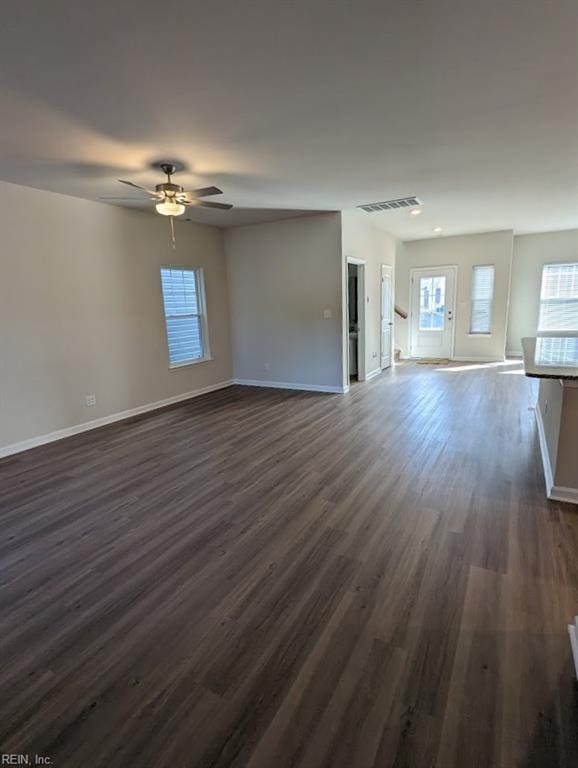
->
346, 257, 366, 382
380, 263, 394, 370
409, 265, 458, 359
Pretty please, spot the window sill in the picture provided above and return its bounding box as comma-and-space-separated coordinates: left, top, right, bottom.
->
538, 330, 578, 336
169, 356, 214, 370
467, 333, 493, 337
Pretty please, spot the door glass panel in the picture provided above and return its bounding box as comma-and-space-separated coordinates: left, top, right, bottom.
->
419, 276, 446, 330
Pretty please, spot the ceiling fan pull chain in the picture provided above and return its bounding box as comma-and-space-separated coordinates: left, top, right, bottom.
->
170, 215, 177, 249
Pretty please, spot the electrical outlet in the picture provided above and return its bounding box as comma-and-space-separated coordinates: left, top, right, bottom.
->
85, 394, 96, 407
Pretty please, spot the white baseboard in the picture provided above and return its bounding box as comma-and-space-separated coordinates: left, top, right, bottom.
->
535, 404, 555, 494
233, 378, 347, 394
549, 485, 578, 504
404, 355, 503, 363
506, 349, 523, 359
365, 368, 382, 381
535, 405, 578, 505
451, 356, 505, 363
569, 621, 578, 680
0, 380, 234, 459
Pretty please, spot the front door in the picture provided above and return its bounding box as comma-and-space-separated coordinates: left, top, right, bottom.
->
410, 267, 456, 359
381, 264, 393, 369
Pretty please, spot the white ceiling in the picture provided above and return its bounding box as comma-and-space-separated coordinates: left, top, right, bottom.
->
0, 0, 577, 238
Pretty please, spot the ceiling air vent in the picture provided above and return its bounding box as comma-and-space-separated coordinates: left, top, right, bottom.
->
358, 196, 422, 213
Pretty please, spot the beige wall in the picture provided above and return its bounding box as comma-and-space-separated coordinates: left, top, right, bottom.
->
0, 180, 232, 453
507, 229, 578, 356
395, 231, 514, 360
341, 210, 397, 387
225, 213, 344, 391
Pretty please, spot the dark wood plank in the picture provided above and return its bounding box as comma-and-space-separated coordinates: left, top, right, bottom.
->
1, 360, 577, 767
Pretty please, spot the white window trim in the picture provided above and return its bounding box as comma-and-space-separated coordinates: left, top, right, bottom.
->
160, 265, 212, 369
469, 264, 495, 336
417, 274, 446, 332
537, 261, 578, 335
169, 355, 214, 370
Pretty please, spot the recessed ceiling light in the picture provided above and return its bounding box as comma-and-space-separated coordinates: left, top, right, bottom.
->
433, 226, 443, 233
410, 209, 422, 216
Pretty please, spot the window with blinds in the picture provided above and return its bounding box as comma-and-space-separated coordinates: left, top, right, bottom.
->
538, 262, 578, 333
160, 267, 208, 367
469, 265, 495, 334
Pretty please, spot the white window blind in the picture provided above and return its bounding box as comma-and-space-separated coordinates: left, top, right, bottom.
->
538, 262, 578, 333
470, 265, 495, 334
160, 267, 207, 366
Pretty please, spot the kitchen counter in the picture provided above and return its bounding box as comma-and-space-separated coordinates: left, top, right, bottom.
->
522, 336, 578, 505
521, 336, 578, 380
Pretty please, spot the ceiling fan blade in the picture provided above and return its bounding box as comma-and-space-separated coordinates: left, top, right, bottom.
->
118, 179, 158, 195
195, 200, 233, 210
184, 186, 223, 199
99, 196, 154, 201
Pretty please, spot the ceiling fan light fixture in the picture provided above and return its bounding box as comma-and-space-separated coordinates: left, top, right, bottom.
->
156, 200, 185, 217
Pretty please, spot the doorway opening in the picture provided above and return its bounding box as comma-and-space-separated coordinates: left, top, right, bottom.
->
347, 258, 366, 382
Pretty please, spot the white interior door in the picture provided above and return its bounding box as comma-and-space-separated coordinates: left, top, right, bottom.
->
410, 267, 456, 359
381, 264, 393, 369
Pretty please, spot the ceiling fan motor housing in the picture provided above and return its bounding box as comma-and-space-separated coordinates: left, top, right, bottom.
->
156, 182, 183, 197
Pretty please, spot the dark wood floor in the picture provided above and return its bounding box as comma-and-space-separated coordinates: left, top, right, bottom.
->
1, 361, 578, 767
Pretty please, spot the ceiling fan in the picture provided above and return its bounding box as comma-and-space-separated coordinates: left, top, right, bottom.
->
100, 163, 233, 217
100, 162, 233, 248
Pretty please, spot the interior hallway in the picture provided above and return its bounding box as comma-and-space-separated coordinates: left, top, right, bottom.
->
1, 362, 577, 767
